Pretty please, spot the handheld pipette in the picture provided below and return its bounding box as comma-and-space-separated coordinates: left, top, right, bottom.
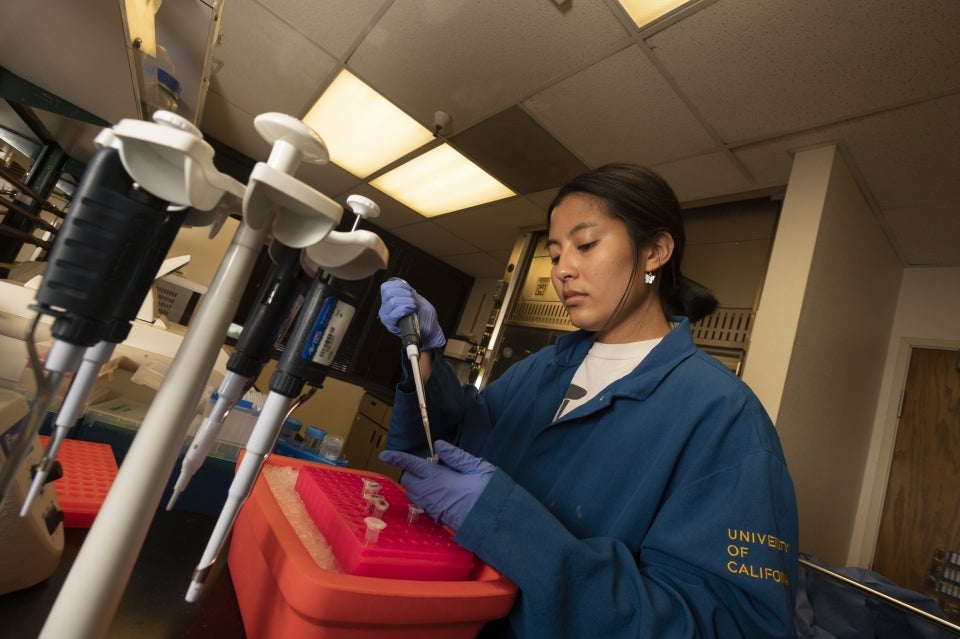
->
21, 341, 115, 515
396, 288, 437, 463
0, 146, 174, 506
166, 243, 305, 510
185, 389, 296, 602
186, 272, 359, 602
21, 189, 191, 515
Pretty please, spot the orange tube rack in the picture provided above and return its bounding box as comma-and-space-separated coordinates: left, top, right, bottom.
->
227, 454, 516, 638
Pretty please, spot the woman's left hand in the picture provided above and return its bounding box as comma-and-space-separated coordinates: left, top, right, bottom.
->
379, 441, 495, 530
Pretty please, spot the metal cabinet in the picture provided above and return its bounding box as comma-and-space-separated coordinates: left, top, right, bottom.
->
342, 394, 400, 481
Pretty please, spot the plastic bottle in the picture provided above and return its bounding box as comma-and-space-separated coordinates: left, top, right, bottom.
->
273, 417, 303, 458
303, 426, 326, 452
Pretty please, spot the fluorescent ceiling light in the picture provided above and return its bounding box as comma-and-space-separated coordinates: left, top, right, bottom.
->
617, 0, 690, 28
303, 70, 434, 178
370, 144, 515, 218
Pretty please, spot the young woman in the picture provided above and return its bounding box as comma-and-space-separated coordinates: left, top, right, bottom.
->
378, 163, 798, 638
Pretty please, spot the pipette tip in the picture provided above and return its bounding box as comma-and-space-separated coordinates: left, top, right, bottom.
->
185, 580, 203, 603
185, 564, 212, 603
20, 467, 48, 517
165, 490, 182, 511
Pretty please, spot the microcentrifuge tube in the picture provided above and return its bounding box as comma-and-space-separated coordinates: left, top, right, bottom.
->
364, 517, 387, 545
407, 503, 424, 524
361, 478, 381, 498
372, 498, 389, 520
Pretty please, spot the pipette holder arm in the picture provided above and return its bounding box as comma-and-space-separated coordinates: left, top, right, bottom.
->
97, 110, 245, 209
243, 113, 342, 248
300, 192, 388, 281
302, 229, 389, 280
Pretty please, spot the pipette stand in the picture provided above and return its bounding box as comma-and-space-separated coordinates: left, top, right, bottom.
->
38, 112, 352, 639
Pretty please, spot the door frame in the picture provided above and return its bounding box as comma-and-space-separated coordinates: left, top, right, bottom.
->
848, 336, 960, 568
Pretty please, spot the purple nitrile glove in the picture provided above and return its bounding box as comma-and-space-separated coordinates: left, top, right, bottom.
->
378, 440, 495, 531
378, 279, 446, 351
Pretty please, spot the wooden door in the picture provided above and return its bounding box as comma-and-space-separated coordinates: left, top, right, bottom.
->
873, 347, 960, 600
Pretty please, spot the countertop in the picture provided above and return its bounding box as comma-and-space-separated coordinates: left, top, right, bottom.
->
0, 508, 247, 638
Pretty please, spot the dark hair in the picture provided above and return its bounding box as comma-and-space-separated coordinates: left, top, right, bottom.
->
547, 163, 718, 323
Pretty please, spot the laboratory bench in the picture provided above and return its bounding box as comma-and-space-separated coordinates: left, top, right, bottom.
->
0, 507, 247, 638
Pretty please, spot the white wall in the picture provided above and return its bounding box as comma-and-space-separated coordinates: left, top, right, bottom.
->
743, 147, 831, 420
745, 145, 902, 566
848, 266, 960, 567
164, 216, 241, 287
683, 199, 779, 310
255, 358, 366, 440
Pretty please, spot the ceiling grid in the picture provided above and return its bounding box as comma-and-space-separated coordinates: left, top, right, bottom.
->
0, 0, 957, 276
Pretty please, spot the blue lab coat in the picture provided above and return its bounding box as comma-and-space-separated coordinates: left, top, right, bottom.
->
388, 318, 799, 638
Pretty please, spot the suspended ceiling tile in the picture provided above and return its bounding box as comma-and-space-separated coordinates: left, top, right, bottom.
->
213, 0, 339, 119
348, 1, 629, 131
32, 112, 103, 164
388, 220, 481, 259
838, 96, 960, 210
647, 0, 960, 142
525, 45, 718, 167
652, 152, 754, 203
295, 160, 364, 203
255, 0, 388, 59
338, 183, 426, 230
735, 94, 960, 209
200, 92, 269, 162
450, 106, 587, 195
525, 188, 561, 215
434, 197, 547, 253
883, 203, 960, 266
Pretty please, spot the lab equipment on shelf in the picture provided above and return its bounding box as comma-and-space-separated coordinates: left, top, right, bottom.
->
302, 424, 324, 450
273, 421, 351, 466
319, 433, 345, 460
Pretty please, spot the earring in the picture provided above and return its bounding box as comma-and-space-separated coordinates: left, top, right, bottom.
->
644, 272, 656, 285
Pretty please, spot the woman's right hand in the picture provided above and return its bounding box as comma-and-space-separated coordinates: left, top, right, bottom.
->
378, 279, 446, 350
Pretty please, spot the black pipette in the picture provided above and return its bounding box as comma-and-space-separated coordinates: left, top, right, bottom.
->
186, 271, 358, 602
166, 242, 306, 509
393, 278, 437, 462
0, 147, 174, 504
